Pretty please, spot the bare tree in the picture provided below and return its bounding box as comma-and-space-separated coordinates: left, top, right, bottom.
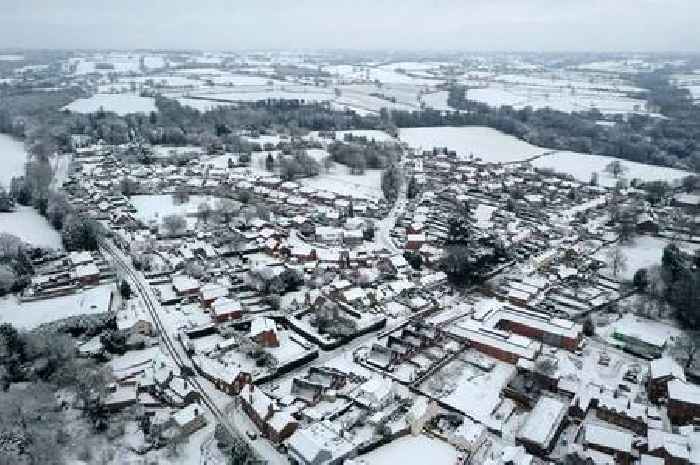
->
606, 246, 627, 278
162, 214, 186, 236
197, 202, 212, 224
672, 333, 700, 369
216, 198, 239, 223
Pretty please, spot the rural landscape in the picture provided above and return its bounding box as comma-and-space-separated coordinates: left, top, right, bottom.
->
2, 2, 700, 465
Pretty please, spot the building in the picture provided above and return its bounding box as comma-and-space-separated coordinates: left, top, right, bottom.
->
668, 380, 700, 425
649, 357, 686, 403
517, 396, 568, 456
172, 275, 200, 296
199, 283, 228, 308
449, 417, 487, 454
249, 317, 279, 347
646, 429, 691, 465
169, 404, 207, 436
210, 297, 243, 323
192, 355, 250, 395
286, 421, 356, 465
582, 423, 633, 465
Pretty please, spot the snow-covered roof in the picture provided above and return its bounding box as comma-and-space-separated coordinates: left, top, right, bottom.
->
249, 317, 276, 338
585, 423, 632, 453
211, 297, 242, 316
650, 356, 685, 382
172, 404, 203, 428
518, 396, 567, 448
172, 275, 200, 293
648, 429, 690, 460
200, 283, 228, 301
669, 380, 700, 405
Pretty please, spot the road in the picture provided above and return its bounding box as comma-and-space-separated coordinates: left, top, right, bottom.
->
101, 240, 288, 465
375, 172, 407, 254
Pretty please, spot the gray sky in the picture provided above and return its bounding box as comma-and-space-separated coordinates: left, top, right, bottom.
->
1, 0, 699, 52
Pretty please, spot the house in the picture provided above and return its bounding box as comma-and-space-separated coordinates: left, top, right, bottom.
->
72, 262, 100, 284
583, 423, 633, 465
356, 377, 394, 409
169, 404, 207, 436
668, 380, 700, 425
673, 193, 700, 211
315, 226, 342, 245
596, 393, 648, 435
249, 317, 279, 347
649, 357, 685, 402
286, 421, 355, 465
172, 275, 200, 296
449, 417, 487, 454
646, 429, 691, 465
104, 384, 138, 412
517, 396, 568, 456
192, 355, 250, 395
239, 383, 274, 436
210, 297, 243, 323
405, 233, 426, 251
199, 283, 228, 308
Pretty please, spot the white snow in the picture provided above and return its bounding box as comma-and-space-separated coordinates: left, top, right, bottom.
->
360, 434, 459, 465
532, 151, 690, 187
0, 206, 63, 249
130, 194, 219, 228
594, 236, 700, 280
300, 166, 383, 200
399, 126, 547, 162
0, 284, 114, 329
64, 94, 157, 115
0, 133, 27, 190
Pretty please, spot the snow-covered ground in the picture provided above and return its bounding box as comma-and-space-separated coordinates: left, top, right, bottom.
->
0, 206, 63, 249
359, 434, 459, 465
0, 133, 27, 190
64, 94, 157, 115
0, 284, 114, 329
466, 83, 646, 114
130, 194, 219, 228
532, 151, 691, 187
300, 165, 383, 200
594, 236, 700, 280
399, 126, 547, 162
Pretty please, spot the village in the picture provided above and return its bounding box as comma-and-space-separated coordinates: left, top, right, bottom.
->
0, 109, 695, 465
1, 38, 700, 465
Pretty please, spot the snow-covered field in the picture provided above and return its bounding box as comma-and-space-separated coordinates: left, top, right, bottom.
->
532, 151, 691, 187
190, 89, 334, 103
130, 194, 218, 227
0, 284, 114, 329
466, 83, 646, 114
594, 236, 700, 280
300, 165, 383, 200
0, 133, 27, 190
360, 435, 458, 465
399, 126, 547, 162
0, 206, 63, 249
64, 94, 157, 115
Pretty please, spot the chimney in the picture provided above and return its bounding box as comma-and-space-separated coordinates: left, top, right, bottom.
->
194, 408, 199, 417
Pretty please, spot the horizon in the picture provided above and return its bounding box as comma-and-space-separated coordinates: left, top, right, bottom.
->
2, 0, 700, 53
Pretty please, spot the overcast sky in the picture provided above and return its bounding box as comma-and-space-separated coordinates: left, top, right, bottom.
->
1, 0, 699, 52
